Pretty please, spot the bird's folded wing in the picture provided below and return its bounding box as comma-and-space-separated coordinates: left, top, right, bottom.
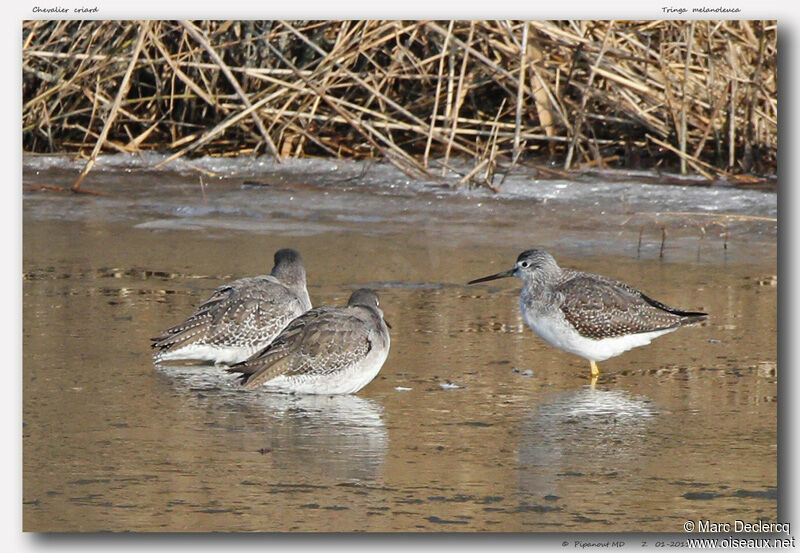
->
556, 276, 682, 339
150, 283, 232, 345
152, 277, 302, 351
231, 309, 372, 388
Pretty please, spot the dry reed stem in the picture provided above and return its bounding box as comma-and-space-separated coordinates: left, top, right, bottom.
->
443, 21, 475, 176
679, 21, 696, 175
647, 134, 715, 180
424, 20, 453, 168
565, 22, 613, 169
514, 22, 528, 159
148, 27, 218, 109
179, 20, 280, 161
70, 21, 149, 192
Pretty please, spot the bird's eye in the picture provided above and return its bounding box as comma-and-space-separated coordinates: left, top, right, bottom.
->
521, 261, 530, 268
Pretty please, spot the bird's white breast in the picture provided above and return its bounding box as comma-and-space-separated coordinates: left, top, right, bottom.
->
520, 297, 676, 362
155, 343, 262, 365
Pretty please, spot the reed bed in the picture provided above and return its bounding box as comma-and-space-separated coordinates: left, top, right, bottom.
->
22, 20, 777, 190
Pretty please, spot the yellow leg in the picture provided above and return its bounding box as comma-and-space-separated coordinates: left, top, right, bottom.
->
590, 360, 600, 377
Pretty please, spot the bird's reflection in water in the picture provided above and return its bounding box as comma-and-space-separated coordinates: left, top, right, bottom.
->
517, 385, 658, 498
154, 363, 388, 482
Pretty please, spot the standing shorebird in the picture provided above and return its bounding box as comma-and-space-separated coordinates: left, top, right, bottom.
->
151, 248, 312, 365
468, 249, 707, 378
226, 289, 391, 395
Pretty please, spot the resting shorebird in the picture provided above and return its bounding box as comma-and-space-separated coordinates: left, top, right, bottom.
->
468, 249, 707, 377
227, 289, 391, 395
151, 248, 312, 365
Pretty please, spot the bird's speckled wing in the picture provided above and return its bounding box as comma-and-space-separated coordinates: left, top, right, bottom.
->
555, 273, 684, 339
151, 276, 305, 352
229, 307, 372, 388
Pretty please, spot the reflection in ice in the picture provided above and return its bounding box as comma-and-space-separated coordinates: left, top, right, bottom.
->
154, 361, 242, 391
154, 363, 388, 482
517, 386, 658, 497
242, 393, 389, 482
535, 387, 658, 421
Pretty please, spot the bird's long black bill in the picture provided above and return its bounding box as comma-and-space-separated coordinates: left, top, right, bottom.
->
467, 269, 514, 285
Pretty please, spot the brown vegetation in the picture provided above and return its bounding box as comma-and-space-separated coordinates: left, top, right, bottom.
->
23, 20, 776, 189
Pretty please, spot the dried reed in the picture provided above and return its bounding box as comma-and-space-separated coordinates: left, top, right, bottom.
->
23, 20, 777, 190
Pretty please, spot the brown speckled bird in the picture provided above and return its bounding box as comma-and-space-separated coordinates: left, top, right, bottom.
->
468, 249, 707, 378
226, 289, 390, 395
151, 248, 312, 366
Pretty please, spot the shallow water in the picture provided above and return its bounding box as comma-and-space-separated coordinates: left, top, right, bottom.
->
23, 156, 777, 532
